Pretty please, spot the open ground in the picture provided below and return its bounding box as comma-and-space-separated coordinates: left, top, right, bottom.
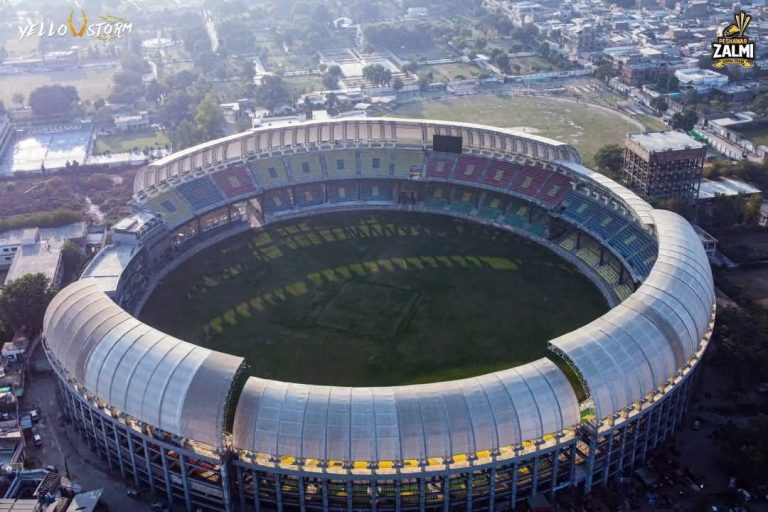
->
140, 211, 607, 387
0, 67, 116, 106
385, 95, 645, 167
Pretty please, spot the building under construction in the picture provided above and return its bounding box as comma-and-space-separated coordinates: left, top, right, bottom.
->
621, 131, 706, 202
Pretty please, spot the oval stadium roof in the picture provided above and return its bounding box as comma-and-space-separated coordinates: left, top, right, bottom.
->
44, 120, 715, 467
43, 279, 243, 449
232, 358, 579, 463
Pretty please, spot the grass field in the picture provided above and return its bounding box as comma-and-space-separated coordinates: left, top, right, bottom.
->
735, 123, 768, 148
385, 96, 644, 167
508, 55, 558, 74
283, 75, 325, 95
94, 131, 170, 154
419, 62, 481, 82
0, 67, 116, 106
140, 211, 607, 387
394, 43, 455, 62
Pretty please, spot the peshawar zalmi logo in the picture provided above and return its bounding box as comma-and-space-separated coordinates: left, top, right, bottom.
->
712, 12, 756, 68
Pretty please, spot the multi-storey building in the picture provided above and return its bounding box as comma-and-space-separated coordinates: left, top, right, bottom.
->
622, 131, 706, 202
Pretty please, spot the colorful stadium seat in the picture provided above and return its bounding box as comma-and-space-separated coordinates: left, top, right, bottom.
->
477, 194, 506, 220
285, 152, 324, 184
425, 154, 456, 180
508, 165, 550, 200
452, 155, 488, 185
327, 181, 358, 203
248, 157, 291, 188
484, 160, 519, 189
294, 183, 324, 207
211, 165, 257, 199
423, 185, 448, 208
360, 181, 394, 202
450, 188, 476, 214
359, 150, 391, 178
143, 188, 195, 228
262, 188, 293, 214
503, 205, 528, 229
534, 172, 571, 206
391, 150, 424, 178
324, 150, 358, 179
176, 176, 225, 212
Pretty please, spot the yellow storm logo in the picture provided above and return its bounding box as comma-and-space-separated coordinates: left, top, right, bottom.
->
67, 10, 88, 37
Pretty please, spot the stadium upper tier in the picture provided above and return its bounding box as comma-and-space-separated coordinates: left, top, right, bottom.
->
134, 118, 581, 193
44, 119, 714, 477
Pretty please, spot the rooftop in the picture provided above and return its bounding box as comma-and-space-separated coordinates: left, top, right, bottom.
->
79, 244, 141, 292
0, 222, 85, 248
627, 131, 705, 152
675, 67, 727, 82
112, 211, 158, 234
698, 177, 761, 199
4, 242, 61, 285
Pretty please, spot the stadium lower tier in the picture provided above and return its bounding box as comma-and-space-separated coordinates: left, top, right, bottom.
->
163, 179, 650, 295
55, 349, 697, 512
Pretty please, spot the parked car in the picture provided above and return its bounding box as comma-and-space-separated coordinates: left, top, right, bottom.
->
45, 465, 57, 473
150, 502, 168, 511
33, 433, 42, 446
126, 489, 139, 499
30, 410, 39, 423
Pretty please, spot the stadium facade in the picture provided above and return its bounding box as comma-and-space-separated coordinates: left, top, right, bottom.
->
43, 118, 715, 511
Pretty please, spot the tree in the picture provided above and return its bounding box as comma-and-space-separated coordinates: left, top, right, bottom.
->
60, 240, 83, 282
392, 77, 404, 91
120, 52, 150, 74
235, 117, 252, 133
172, 119, 203, 150
322, 73, 339, 90
362, 64, 392, 87
0, 273, 56, 335
744, 194, 762, 225
594, 144, 624, 178
493, 53, 510, 74
145, 80, 165, 103
12, 93, 24, 108
327, 65, 342, 78
160, 91, 193, 125
113, 70, 143, 89
28, 85, 79, 116
256, 75, 290, 112
650, 96, 668, 113
194, 92, 225, 140
593, 59, 618, 81
92, 106, 114, 126
240, 59, 255, 81
325, 92, 338, 113
671, 109, 698, 131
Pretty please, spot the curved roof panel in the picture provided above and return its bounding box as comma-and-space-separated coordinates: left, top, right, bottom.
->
232, 358, 579, 462
549, 209, 713, 419
43, 279, 243, 448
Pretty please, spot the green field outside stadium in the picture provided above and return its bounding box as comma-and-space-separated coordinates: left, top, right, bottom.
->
140, 212, 608, 386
